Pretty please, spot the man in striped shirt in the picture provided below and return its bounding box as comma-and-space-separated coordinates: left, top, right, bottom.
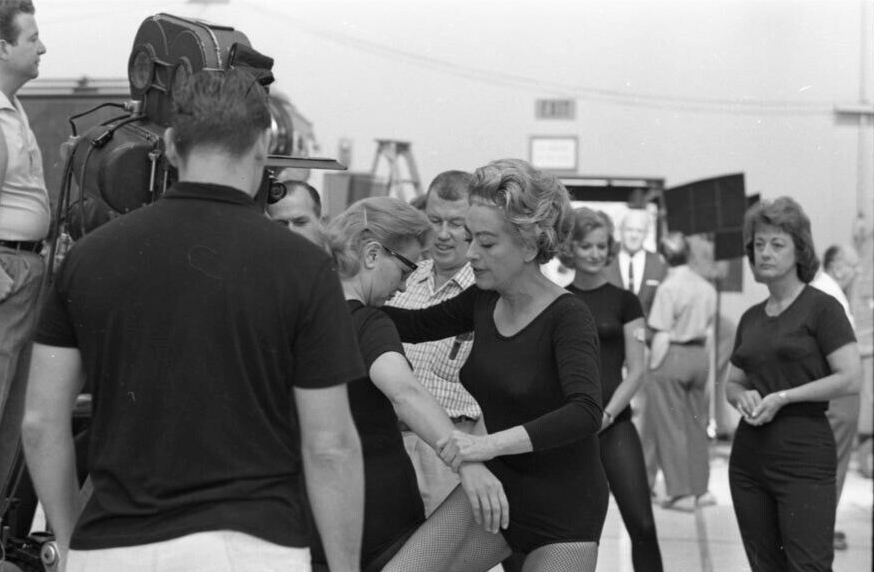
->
386, 170, 481, 515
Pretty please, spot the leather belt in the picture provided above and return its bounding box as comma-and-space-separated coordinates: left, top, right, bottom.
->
671, 339, 706, 347
0, 239, 43, 254
399, 415, 478, 433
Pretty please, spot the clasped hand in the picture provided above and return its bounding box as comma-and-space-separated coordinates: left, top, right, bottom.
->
437, 431, 508, 531
437, 430, 494, 471
735, 389, 783, 426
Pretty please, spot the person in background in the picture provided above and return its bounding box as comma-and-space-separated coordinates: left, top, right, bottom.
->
604, 208, 668, 492
312, 196, 506, 572
647, 232, 717, 512
408, 192, 427, 212
563, 207, 663, 571
386, 170, 482, 516
726, 197, 861, 571
604, 208, 666, 317
382, 159, 607, 572
810, 243, 861, 551
267, 179, 326, 248
0, 0, 48, 494
22, 69, 366, 572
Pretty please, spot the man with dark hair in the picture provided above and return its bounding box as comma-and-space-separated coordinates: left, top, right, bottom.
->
22, 69, 365, 572
267, 179, 326, 247
0, 0, 47, 495
811, 243, 861, 550
646, 232, 716, 512
385, 169, 482, 515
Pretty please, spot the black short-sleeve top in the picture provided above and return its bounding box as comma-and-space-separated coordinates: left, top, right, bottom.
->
34, 182, 365, 551
344, 300, 413, 444
566, 283, 643, 420
730, 286, 856, 413
309, 301, 424, 567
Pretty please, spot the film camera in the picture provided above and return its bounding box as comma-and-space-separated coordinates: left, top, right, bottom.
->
49, 13, 344, 267
0, 14, 344, 571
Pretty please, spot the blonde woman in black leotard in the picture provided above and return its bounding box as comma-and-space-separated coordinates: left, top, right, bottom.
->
563, 207, 663, 572
382, 159, 607, 572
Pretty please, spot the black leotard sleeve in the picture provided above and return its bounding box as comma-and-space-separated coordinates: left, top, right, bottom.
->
521, 296, 602, 449
381, 285, 478, 343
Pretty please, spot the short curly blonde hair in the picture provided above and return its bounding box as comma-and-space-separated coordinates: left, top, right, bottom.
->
470, 159, 574, 264
326, 196, 433, 279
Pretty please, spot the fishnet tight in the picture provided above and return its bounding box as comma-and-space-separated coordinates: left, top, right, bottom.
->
382, 486, 600, 572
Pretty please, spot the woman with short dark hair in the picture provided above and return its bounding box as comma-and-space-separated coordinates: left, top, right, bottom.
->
726, 196, 861, 571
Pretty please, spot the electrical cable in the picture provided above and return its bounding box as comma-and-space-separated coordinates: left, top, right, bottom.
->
67, 102, 126, 137
238, 0, 836, 117
43, 137, 77, 287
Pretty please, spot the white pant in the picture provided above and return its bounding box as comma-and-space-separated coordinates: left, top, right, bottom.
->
65, 530, 311, 572
403, 417, 479, 516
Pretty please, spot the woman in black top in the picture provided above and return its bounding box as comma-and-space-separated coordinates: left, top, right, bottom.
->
312, 196, 507, 572
726, 197, 860, 572
382, 159, 607, 572
562, 207, 663, 572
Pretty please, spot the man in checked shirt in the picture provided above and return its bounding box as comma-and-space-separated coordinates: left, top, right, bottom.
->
386, 170, 481, 516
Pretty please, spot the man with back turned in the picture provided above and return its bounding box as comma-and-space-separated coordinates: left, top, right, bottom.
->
22, 69, 365, 572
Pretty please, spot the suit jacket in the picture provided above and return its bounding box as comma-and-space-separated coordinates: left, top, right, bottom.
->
604, 250, 667, 318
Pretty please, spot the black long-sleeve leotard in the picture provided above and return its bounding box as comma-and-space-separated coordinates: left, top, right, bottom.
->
383, 287, 608, 549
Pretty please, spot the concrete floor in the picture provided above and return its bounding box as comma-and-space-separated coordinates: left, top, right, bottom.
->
595, 441, 873, 572
33, 441, 871, 571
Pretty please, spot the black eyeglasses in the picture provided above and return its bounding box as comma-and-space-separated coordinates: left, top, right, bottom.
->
380, 244, 418, 275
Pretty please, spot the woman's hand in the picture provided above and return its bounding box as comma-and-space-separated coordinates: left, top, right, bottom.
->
598, 411, 614, 433
747, 391, 787, 426
457, 463, 509, 533
437, 430, 495, 471
734, 389, 762, 424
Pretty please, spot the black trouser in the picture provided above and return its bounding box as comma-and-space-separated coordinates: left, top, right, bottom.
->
729, 414, 836, 572
599, 419, 663, 572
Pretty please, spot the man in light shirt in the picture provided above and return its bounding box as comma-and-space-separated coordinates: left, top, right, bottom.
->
0, 0, 47, 493
386, 170, 482, 516
647, 232, 717, 511
811, 243, 861, 551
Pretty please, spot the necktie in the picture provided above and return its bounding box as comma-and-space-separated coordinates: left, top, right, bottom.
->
627, 259, 635, 292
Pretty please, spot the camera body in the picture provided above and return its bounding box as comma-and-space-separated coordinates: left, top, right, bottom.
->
70, 14, 259, 215
65, 13, 342, 224
70, 14, 278, 218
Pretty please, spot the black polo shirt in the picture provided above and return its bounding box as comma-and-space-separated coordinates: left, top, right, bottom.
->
35, 182, 365, 550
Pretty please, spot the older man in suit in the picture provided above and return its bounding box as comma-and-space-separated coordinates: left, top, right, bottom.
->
604, 208, 667, 315
605, 207, 668, 493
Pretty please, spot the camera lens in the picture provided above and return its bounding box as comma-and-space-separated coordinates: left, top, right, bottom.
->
129, 47, 155, 90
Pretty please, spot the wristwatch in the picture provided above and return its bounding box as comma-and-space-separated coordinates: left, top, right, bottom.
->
777, 390, 788, 401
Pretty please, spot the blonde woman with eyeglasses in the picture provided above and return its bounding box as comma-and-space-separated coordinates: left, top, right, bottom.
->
308, 196, 507, 572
